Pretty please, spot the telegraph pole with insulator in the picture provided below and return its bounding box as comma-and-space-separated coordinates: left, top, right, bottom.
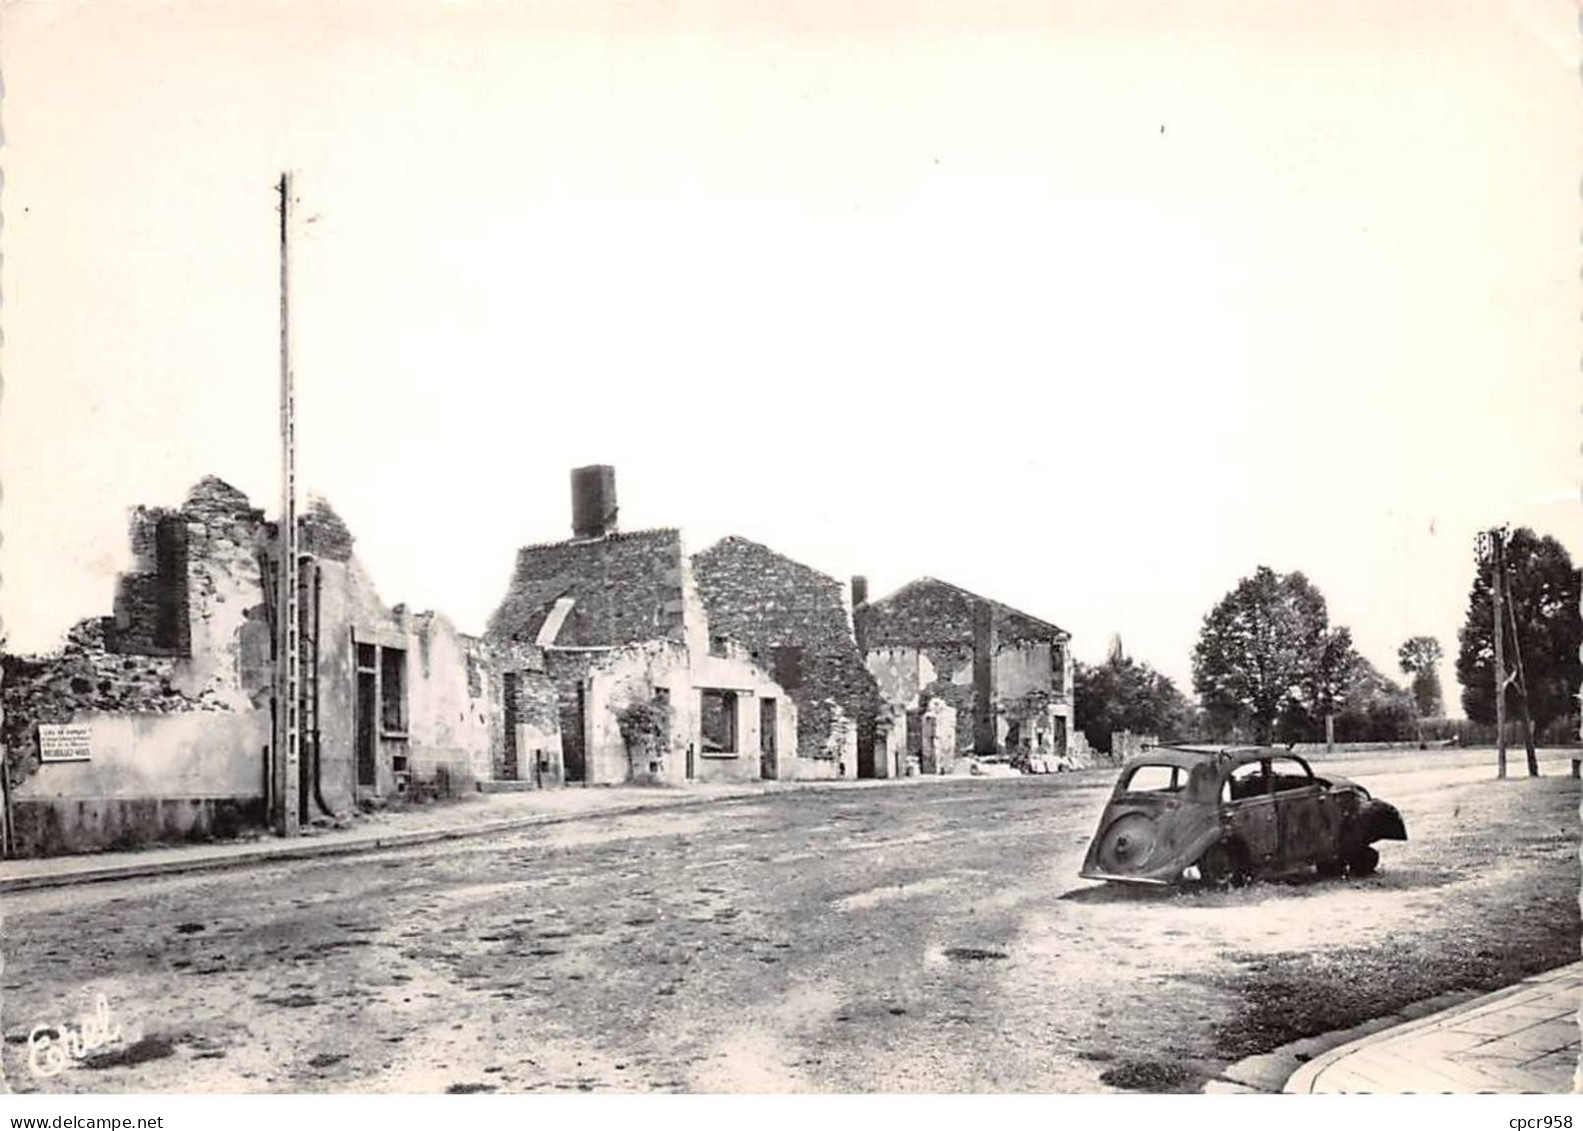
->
274, 172, 301, 836
1498, 534, 1540, 776
1478, 528, 1508, 779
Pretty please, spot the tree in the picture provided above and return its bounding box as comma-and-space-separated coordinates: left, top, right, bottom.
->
1456, 528, 1581, 742
1334, 656, 1417, 743
1075, 648, 1198, 754
1397, 635, 1444, 718
1311, 626, 1359, 747
1191, 566, 1339, 743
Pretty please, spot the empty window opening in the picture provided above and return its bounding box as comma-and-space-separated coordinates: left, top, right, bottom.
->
381, 647, 407, 734
153, 516, 189, 653
1268, 757, 1315, 795
1122, 764, 1183, 794
700, 689, 738, 754
1224, 762, 1271, 803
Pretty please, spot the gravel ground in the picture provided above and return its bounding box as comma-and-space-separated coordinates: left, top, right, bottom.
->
3, 749, 1576, 1093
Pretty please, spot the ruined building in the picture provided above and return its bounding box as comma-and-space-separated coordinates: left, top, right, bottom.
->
1, 477, 524, 857
854, 577, 1075, 771
486, 467, 814, 785
2, 466, 1083, 856
692, 536, 879, 773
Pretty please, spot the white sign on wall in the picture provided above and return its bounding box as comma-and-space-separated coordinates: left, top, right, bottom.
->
38, 723, 92, 763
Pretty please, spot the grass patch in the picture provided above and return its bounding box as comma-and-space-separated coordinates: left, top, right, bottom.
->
1209, 926, 1579, 1060
1099, 1059, 1199, 1092
81, 1035, 178, 1069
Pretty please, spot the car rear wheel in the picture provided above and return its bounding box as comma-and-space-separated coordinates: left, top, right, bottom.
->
1347, 845, 1380, 877
1316, 857, 1346, 878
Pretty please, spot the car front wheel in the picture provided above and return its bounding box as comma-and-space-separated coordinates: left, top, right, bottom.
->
1347, 845, 1380, 877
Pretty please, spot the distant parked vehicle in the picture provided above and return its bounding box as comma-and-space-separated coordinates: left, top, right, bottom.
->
1079, 746, 1407, 886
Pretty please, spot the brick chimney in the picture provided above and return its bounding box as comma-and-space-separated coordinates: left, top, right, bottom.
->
972, 599, 998, 754
570, 465, 618, 539
851, 575, 870, 655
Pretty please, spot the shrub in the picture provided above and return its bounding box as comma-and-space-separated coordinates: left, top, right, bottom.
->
617, 697, 671, 752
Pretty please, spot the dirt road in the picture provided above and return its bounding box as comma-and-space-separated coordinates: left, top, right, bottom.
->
4, 750, 1576, 1093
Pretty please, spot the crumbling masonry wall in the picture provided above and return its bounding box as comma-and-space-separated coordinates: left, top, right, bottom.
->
857, 578, 1074, 759
490, 642, 563, 786
303, 502, 509, 805
692, 537, 878, 771
2, 477, 274, 855
3, 481, 513, 856
487, 529, 691, 648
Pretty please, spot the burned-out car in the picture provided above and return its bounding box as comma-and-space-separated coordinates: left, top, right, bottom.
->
1079, 746, 1407, 886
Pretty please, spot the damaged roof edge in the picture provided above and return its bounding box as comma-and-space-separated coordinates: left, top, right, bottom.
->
693, 535, 846, 589
862, 576, 1069, 640
512, 527, 682, 558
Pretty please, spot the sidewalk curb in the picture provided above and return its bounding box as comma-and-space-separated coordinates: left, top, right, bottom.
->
0, 786, 773, 894
1281, 967, 1579, 1094
1203, 986, 1483, 1093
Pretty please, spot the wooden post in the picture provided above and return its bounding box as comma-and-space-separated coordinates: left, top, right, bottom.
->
1491, 529, 1508, 780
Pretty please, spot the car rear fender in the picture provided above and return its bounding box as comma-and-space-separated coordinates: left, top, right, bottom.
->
1178, 823, 1241, 873
1079, 795, 1225, 883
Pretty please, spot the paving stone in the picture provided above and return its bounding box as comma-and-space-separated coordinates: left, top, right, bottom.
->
1294, 963, 1583, 1095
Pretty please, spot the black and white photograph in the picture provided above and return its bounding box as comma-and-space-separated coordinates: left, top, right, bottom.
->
0, 0, 1578, 1111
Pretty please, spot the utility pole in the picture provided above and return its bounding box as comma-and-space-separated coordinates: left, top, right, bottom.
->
1500, 545, 1540, 776
274, 172, 301, 837
1485, 528, 1508, 780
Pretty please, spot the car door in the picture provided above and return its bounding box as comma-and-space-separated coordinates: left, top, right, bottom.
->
1269, 755, 1340, 865
1222, 760, 1279, 865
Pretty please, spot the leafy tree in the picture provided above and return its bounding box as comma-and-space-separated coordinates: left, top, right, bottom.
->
1075, 649, 1198, 754
1456, 528, 1581, 738
1397, 635, 1444, 717
1335, 656, 1417, 742
1191, 566, 1339, 743
1312, 627, 1359, 735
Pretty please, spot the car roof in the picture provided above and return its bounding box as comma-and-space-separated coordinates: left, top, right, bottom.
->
1116, 745, 1293, 773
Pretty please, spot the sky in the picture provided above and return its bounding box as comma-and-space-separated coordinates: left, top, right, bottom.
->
2, 0, 1578, 711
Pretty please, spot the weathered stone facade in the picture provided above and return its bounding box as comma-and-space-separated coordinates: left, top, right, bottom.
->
486, 472, 806, 785
692, 537, 879, 771
856, 577, 1074, 763
2, 478, 276, 855
2, 478, 524, 857
1111, 730, 1158, 763
487, 529, 693, 649
489, 642, 563, 786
